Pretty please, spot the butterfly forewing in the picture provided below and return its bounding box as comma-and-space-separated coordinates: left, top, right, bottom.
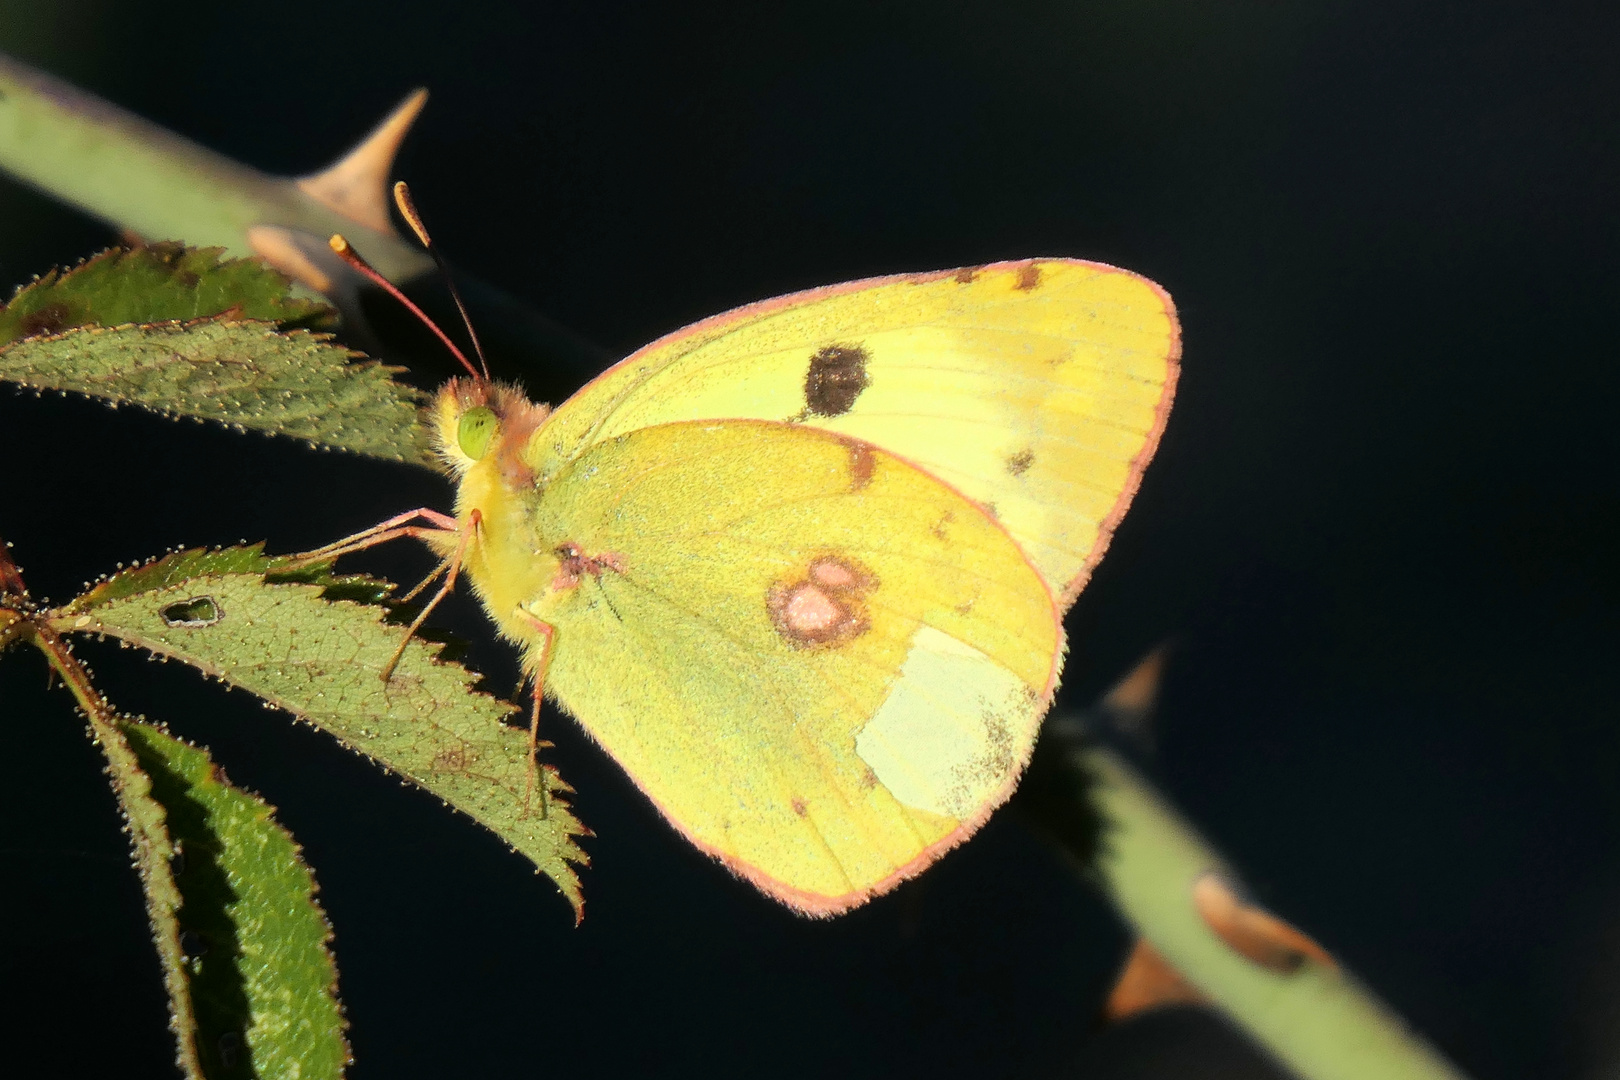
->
527, 259, 1179, 602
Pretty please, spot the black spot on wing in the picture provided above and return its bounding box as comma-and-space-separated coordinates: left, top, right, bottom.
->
804, 344, 871, 417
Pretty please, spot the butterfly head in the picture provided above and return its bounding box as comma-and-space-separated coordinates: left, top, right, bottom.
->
328, 190, 555, 484
431, 378, 552, 483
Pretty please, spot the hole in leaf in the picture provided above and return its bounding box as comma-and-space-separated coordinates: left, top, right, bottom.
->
160, 596, 224, 627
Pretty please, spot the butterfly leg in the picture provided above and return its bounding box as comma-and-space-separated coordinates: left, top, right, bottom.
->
515, 611, 557, 818
526, 679, 551, 820
378, 509, 481, 683
294, 507, 462, 562
396, 555, 453, 605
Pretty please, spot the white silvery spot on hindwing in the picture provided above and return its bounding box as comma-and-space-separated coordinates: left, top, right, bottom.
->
854, 626, 1037, 818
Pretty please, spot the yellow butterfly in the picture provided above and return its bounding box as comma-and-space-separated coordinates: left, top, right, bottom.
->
328, 197, 1178, 916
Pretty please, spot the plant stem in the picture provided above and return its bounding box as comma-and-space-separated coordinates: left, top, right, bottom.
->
0, 52, 428, 282
1081, 740, 1471, 1080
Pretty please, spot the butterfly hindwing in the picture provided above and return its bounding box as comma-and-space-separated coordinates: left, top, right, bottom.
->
521, 419, 1060, 914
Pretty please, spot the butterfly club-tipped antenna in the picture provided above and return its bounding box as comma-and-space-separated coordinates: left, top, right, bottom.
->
391, 181, 492, 382
327, 232, 483, 381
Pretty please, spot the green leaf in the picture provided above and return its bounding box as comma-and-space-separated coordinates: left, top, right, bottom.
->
80, 693, 205, 1079
0, 244, 329, 345
68, 545, 292, 608
54, 548, 590, 918
120, 718, 349, 1080
0, 319, 432, 463
31, 614, 345, 1078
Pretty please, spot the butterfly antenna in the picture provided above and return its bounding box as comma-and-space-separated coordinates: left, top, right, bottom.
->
393, 181, 492, 381
327, 233, 483, 380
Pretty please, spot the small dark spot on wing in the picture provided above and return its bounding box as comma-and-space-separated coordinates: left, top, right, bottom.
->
954, 267, 980, 284
1014, 263, 1042, 291
1006, 448, 1035, 476
847, 441, 875, 491
805, 344, 870, 417
791, 797, 808, 817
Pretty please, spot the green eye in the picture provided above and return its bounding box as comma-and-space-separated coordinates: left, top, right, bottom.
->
457, 406, 498, 459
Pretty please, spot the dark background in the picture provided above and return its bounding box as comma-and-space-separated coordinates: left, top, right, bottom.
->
1, 1, 1616, 1077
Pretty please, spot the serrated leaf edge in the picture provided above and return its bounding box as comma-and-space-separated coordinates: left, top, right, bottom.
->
50, 560, 590, 911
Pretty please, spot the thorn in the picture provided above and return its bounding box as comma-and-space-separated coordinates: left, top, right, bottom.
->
1193, 873, 1336, 974
297, 88, 429, 235
1099, 643, 1173, 753
1102, 644, 1169, 719
1105, 940, 1206, 1021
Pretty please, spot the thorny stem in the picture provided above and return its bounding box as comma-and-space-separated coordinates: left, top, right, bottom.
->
1050, 722, 1473, 1080
0, 52, 429, 283
0, 50, 606, 379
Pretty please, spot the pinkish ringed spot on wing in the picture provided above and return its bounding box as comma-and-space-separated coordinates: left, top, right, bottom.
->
767, 554, 878, 649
